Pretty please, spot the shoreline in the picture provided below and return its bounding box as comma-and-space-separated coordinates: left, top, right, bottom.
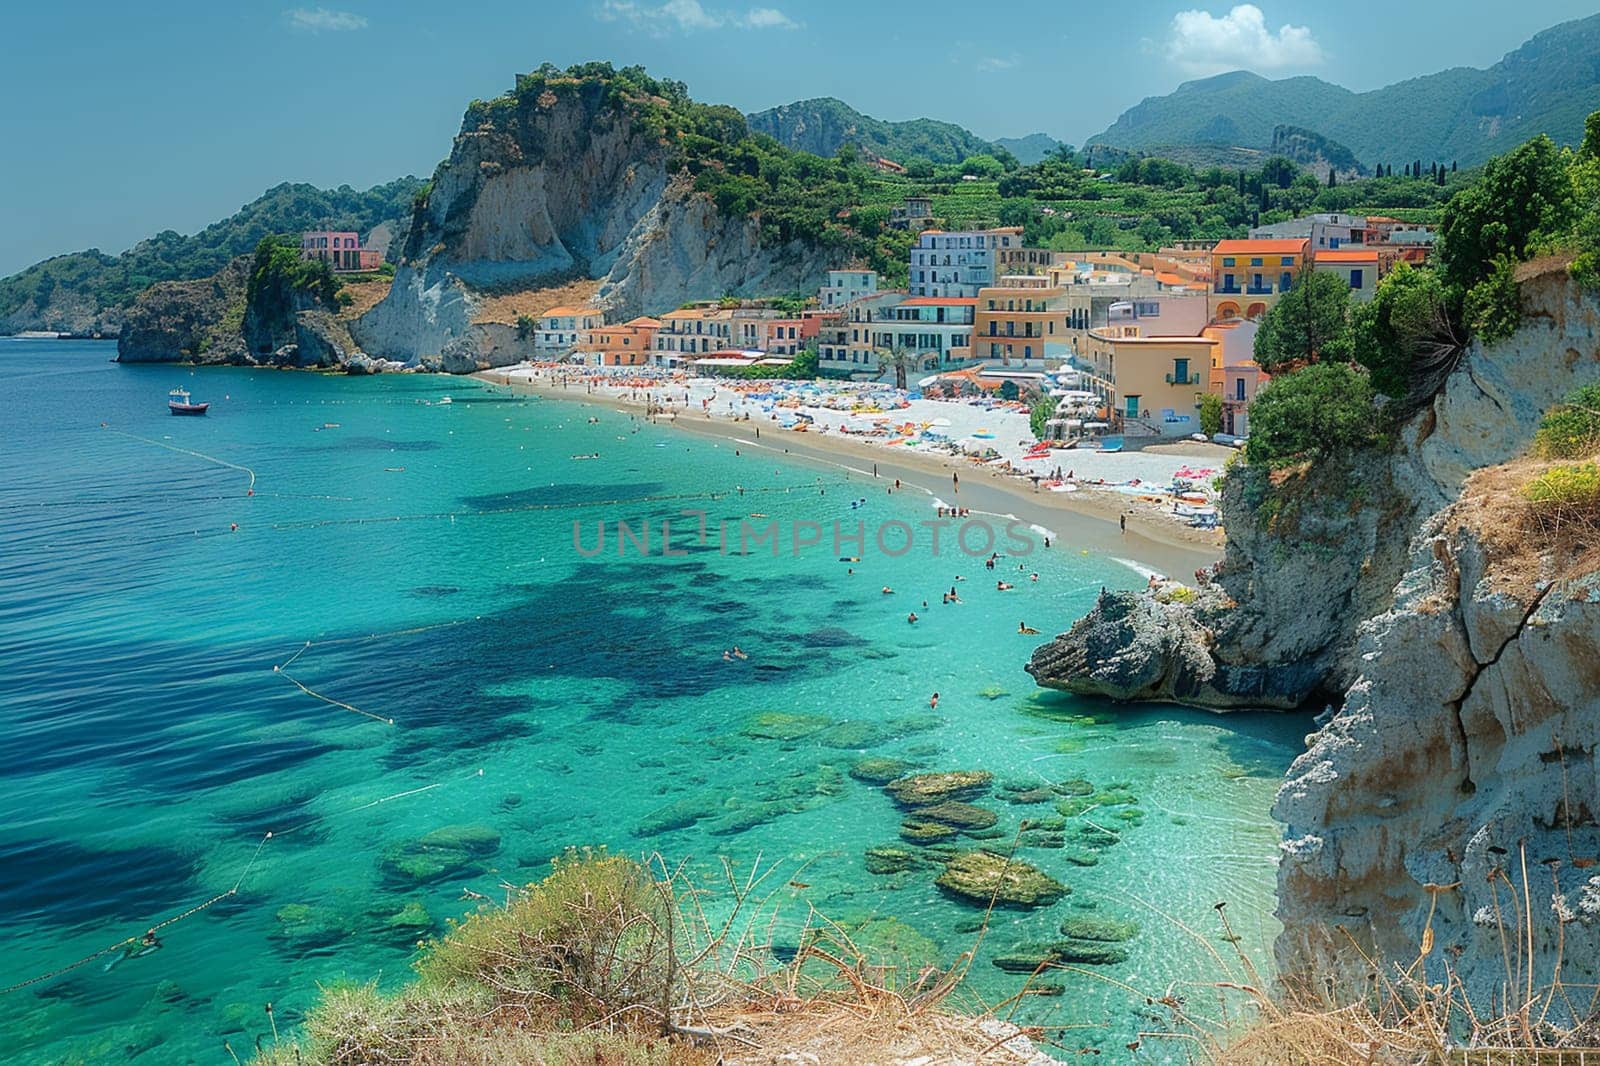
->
475, 371, 1223, 581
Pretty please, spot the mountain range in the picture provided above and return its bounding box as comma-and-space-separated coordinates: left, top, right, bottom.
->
1088, 13, 1600, 167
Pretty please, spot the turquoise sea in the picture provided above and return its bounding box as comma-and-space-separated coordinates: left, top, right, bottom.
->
0, 339, 1308, 1062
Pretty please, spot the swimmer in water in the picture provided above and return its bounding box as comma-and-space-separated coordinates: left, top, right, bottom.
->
882, 586, 894, 595
907, 612, 918, 624
1018, 621, 1039, 635
929, 692, 939, 709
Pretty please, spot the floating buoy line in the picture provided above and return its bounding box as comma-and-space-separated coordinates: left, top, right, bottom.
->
101, 427, 257, 496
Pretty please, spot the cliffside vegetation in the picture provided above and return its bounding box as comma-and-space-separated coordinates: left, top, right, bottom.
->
1244, 112, 1600, 471
0, 179, 421, 331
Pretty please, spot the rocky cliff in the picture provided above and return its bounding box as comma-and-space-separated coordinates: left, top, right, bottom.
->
1275, 470, 1600, 1014
1029, 265, 1600, 1013
354, 72, 841, 370
116, 254, 371, 369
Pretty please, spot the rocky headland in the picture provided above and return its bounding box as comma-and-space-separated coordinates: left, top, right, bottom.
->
1026, 264, 1600, 1012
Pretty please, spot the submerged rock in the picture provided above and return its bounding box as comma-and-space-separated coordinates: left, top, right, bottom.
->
849, 757, 918, 785
934, 851, 1068, 908
990, 939, 1128, 971
864, 845, 928, 875
883, 770, 993, 808
913, 801, 998, 830
380, 825, 501, 884
899, 819, 960, 844
816, 719, 892, 749
741, 712, 833, 741
1059, 916, 1139, 942
272, 903, 350, 949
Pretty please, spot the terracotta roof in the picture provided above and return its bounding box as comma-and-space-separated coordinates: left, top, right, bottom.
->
1314, 249, 1379, 263
624, 316, 662, 327
1211, 239, 1309, 256
541, 306, 585, 317
901, 297, 978, 307
1154, 272, 1187, 286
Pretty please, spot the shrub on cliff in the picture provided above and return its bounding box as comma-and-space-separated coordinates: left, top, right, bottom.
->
1246, 362, 1376, 467
1533, 383, 1600, 459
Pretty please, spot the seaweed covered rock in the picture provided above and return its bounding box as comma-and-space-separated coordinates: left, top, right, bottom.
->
913, 801, 998, 831
935, 851, 1067, 908
1059, 916, 1139, 942
849, 757, 918, 785
884, 770, 993, 808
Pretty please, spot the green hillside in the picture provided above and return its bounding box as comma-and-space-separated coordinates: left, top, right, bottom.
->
745, 97, 998, 164
1089, 13, 1600, 168
0, 178, 423, 332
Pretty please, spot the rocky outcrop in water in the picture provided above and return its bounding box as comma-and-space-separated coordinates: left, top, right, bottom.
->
353, 75, 840, 369
115, 256, 376, 369
115, 258, 250, 364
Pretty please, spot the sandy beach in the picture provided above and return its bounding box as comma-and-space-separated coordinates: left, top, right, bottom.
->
475, 366, 1226, 580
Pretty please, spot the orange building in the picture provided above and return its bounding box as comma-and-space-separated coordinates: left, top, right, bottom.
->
1209, 239, 1310, 321
576, 317, 660, 366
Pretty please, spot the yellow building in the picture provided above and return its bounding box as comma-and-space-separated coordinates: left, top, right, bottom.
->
1082, 329, 1215, 436
1208, 238, 1310, 322
973, 276, 1070, 363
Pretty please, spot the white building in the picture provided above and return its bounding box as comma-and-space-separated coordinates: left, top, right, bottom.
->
1250, 213, 1367, 252
908, 227, 1022, 298
820, 269, 879, 310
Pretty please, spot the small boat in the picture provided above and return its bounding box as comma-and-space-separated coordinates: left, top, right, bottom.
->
168, 388, 209, 416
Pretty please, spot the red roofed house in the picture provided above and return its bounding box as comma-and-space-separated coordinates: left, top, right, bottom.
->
1312, 247, 1380, 301
1209, 238, 1310, 322
575, 316, 660, 367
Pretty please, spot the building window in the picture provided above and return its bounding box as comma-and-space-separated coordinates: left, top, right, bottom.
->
1281, 257, 1294, 265
1251, 258, 1263, 266
1349, 269, 1364, 289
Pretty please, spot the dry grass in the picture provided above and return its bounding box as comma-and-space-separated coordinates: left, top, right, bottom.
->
1450, 450, 1600, 593
471, 277, 602, 324
335, 276, 395, 321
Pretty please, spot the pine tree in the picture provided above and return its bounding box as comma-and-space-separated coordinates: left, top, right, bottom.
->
1327, 169, 1337, 187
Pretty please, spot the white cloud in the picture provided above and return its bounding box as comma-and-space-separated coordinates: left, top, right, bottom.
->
743, 6, 799, 30
976, 55, 1019, 73
285, 7, 368, 32
1162, 4, 1322, 77
597, 0, 800, 35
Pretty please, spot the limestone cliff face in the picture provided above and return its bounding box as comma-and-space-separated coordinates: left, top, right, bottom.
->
1275, 493, 1600, 1011
1028, 267, 1600, 711
1030, 266, 1600, 1015
353, 81, 839, 368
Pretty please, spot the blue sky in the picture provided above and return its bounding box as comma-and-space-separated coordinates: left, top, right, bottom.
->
2, 1, 1595, 276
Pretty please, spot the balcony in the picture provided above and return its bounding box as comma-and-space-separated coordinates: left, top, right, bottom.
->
1164, 372, 1203, 385
1215, 285, 1241, 295
1245, 285, 1274, 295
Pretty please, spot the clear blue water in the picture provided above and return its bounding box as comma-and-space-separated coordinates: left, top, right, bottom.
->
0, 340, 1308, 1062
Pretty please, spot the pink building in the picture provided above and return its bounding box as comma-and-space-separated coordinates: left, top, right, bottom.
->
301, 231, 381, 273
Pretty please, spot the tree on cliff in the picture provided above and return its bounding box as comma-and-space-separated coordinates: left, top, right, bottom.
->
1246, 361, 1375, 466
1349, 262, 1460, 403
1439, 134, 1573, 298
1252, 270, 1354, 372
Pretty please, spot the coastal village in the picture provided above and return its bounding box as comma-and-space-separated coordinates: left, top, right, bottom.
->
485, 208, 1434, 445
